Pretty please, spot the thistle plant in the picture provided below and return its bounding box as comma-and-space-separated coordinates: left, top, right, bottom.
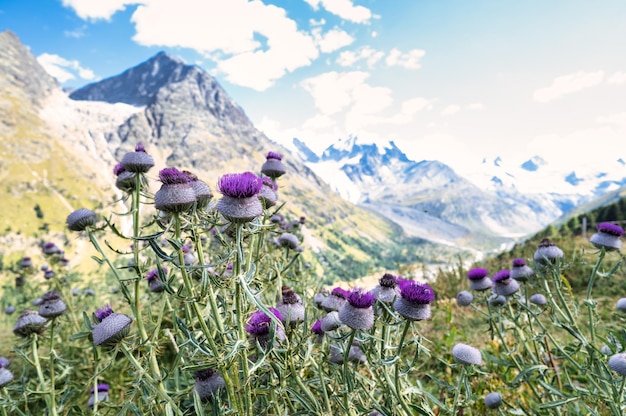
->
1, 143, 626, 416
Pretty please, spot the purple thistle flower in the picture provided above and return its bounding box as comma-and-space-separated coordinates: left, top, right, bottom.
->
87, 383, 110, 408
120, 142, 154, 173
467, 268, 488, 280
534, 238, 564, 265
492, 270, 510, 283
92, 305, 132, 347
19, 257, 33, 269
218, 172, 263, 198
259, 176, 278, 207
261, 152, 286, 179
331, 287, 350, 299
0, 357, 9, 368
159, 167, 191, 185
0, 367, 13, 388
183, 171, 213, 209
246, 308, 283, 336
95, 304, 113, 323
321, 311, 342, 332
590, 222, 624, 251
393, 282, 435, 321
510, 258, 534, 281
339, 288, 376, 330
311, 319, 324, 335
39, 291, 67, 318
379, 273, 398, 288
399, 281, 435, 305
266, 151, 282, 161
347, 289, 376, 309
276, 287, 305, 324
13, 309, 47, 337
113, 163, 125, 176
512, 258, 526, 267
597, 222, 625, 236
278, 233, 300, 250
492, 269, 520, 296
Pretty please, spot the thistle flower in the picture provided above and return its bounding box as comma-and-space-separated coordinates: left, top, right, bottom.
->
311, 319, 324, 343
4, 305, 16, 315
87, 383, 110, 408
261, 151, 286, 179
259, 176, 278, 207
120, 142, 154, 173
320, 287, 350, 312
329, 342, 366, 364
38, 291, 67, 318
320, 311, 343, 332
533, 238, 564, 265
488, 293, 507, 307
608, 353, 626, 376
590, 222, 624, 251
510, 258, 534, 282
183, 171, 213, 209
492, 269, 520, 297
0, 357, 9, 368
19, 257, 33, 269
456, 290, 473, 307
484, 392, 503, 409
154, 167, 197, 213
393, 281, 435, 321
616, 298, 626, 311
313, 289, 329, 309
13, 309, 47, 337
278, 233, 300, 250
246, 308, 285, 349
216, 172, 264, 223
529, 293, 547, 306
114, 163, 136, 192
275, 286, 305, 325
42, 242, 60, 256
467, 268, 492, 291
44, 269, 55, 280
337, 288, 375, 330
92, 305, 132, 348
371, 273, 400, 303
194, 369, 225, 401
66, 208, 97, 232
452, 343, 482, 365
0, 367, 13, 388
146, 268, 167, 293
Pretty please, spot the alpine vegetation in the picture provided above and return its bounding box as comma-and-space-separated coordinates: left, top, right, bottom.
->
1, 141, 626, 416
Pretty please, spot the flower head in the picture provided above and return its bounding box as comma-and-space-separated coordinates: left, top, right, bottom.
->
339, 288, 376, 330
67, 208, 97, 232
0, 357, 10, 368
276, 287, 305, 324
492, 270, 510, 283
261, 152, 287, 178
452, 343, 482, 365
13, 309, 47, 337
183, 171, 213, 208
590, 222, 624, 251
456, 290, 473, 307
0, 367, 13, 388
39, 291, 67, 318
379, 273, 398, 288
278, 233, 300, 250
529, 293, 547, 305
609, 353, 626, 376
492, 269, 519, 297
466, 267, 492, 291
154, 168, 196, 213
510, 258, 534, 281
87, 383, 110, 408
399, 281, 435, 305
159, 167, 191, 185
218, 172, 263, 198
311, 319, 324, 335
194, 369, 225, 401
484, 392, 503, 409
467, 268, 488, 280
533, 238, 564, 265
246, 308, 283, 336
92, 305, 132, 348
120, 142, 154, 173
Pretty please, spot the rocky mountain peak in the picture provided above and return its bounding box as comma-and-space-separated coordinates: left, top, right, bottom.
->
0, 30, 58, 105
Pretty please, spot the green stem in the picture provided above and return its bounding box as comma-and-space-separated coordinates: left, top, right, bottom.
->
234, 223, 252, 416
393, 320, 414, 415
32, 335, 58, 416
451, 365, 466, 416
48, 319, 56, 416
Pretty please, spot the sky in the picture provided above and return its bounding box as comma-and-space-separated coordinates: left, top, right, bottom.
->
2, 0, 626, 176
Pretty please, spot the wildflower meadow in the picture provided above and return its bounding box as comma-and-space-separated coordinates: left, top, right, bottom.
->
1, 144, 625, 415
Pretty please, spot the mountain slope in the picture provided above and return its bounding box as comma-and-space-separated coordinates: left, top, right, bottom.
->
0, 31, 461, 282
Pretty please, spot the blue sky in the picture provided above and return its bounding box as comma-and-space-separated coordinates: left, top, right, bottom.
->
2, 0, 626, 175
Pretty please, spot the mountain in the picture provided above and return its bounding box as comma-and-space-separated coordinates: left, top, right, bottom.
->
0, 30, 463, 282
295, 136, 621, 251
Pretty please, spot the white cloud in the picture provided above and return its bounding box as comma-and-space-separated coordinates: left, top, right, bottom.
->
64, 24, 87, 38
336, 46, 384, 68
607, 71, 626, 85
596, 112, 626, 128
37, 53, 97, 83
402, 97, 434, 114
385, 48, 426, 70
467, 102, 485, 111
301, 71, 372, 114
533, 70, 605, 102
304, 0, 373, 24
441, 104, 460, 116
312, 27, 355, 53
309, 18, 326, 27
61, 0, 137, 20
129, 0, 318, 91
